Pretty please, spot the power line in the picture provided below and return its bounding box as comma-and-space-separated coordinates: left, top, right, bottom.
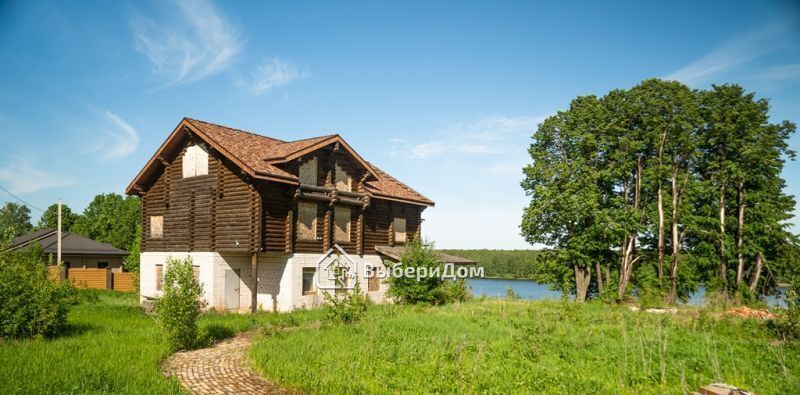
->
0, 183, 44, 212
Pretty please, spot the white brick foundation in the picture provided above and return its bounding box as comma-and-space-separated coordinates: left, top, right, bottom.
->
139, 251, 390, 312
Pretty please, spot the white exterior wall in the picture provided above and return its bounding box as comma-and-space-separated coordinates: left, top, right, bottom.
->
139, 251, 391, 312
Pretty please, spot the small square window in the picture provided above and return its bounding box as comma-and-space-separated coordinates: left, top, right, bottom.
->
302, 268, 316, 295
150, 216, 163, 239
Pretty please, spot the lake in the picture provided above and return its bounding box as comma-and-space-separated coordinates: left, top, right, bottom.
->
467, 278, 787, 307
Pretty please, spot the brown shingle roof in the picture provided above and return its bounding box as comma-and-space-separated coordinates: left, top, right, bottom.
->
127, 118, 434, 206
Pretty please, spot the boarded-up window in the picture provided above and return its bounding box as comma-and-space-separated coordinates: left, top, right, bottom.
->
302, 268, 316, 295
394, 217, 406, 244
297, 202, 317, 241
182, 144, 209, 178
155, 264, 163, 291
368, 267, 380, 292
299, 157, 317, 185
150, 216, 163, 238
334, 206, 351, 243
334, 163, 351, 191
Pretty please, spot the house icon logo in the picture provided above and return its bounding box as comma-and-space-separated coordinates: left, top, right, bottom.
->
315, 244, 358, 291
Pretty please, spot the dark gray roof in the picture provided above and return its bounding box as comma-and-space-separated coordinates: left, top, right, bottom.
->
10, 228, 128, 256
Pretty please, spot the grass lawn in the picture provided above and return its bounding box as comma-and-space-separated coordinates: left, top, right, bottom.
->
0, 290, 322, 394
251, 299, 800, 394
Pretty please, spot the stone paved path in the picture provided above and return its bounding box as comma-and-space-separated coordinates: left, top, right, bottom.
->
163, 332, 292, 395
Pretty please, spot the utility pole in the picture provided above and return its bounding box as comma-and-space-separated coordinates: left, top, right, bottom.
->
57, 198, 62, 265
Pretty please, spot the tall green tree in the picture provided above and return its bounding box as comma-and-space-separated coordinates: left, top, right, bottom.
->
71, 193, 140, 252
522, 79, 798, 303
0, 202, 33, 237
522, 96, 615, 301
697, 85, 797, 294
35, 203, 80, 231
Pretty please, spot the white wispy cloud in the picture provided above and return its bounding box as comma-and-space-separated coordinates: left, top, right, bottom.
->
130, 0, 242, 85
86, 111, 141, 160
0, 159, 76, 194
402, 115, 544, 160
756, 63, 800, 81
664, 19, 798, 86
236, 58, 305, 96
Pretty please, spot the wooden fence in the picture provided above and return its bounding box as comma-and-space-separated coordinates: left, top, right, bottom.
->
67, 268, 109, 289
112, 272, 136, 292
48, 266, 137, 292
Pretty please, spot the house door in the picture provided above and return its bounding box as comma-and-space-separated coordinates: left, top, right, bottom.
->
225, 269, 240, 310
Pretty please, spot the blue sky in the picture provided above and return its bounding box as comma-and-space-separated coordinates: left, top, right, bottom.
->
1, 0, 799, 249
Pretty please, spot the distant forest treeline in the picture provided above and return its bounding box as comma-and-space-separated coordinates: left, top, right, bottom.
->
438, 249, 539, 279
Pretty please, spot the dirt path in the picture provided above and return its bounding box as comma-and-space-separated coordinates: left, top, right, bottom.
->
162, 332, 292, 395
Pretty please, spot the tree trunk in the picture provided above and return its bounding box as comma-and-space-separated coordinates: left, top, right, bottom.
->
617, 157, 643, 300
668, 168, 680, 303
595, 263, 604, 295
736, 180, 745, 284
575, 265, 591, 302
749, 252, 763, 293
657, 130, 667, 284
657, 183, 665, 284
718, 185, 728, 288
605, 265, 611, 288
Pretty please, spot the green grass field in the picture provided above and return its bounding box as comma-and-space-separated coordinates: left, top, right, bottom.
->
0, 290, 321, 394
251, 299, 800, 394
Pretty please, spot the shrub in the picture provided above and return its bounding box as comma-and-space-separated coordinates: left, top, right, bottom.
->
323, 281, 371, 324
770, 273, 800, 340
386, 239, 445, 304
154, 257, 205, 350
437, 279, 470, 303
0, 240, 75, 339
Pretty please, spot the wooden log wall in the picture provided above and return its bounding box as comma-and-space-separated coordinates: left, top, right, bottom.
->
141, 137, 259, 253
139, 137, 423, 255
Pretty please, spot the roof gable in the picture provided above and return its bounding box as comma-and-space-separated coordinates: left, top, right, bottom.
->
126, 118, 434, 206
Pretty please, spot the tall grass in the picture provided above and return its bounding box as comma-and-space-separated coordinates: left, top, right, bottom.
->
251, 300, 800, 394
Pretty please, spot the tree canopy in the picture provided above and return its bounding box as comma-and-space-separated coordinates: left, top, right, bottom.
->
0, 202, 32, 237
522, 79, 798, 303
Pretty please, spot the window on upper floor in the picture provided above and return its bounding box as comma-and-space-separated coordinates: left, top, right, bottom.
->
182, 144, 209, 178
334, 163, 351, 192
297, 201, 318, 241
334, 206, 351, 243
394, 216, 407, 244
299, 157, 317, 185
150, 216, 164, 238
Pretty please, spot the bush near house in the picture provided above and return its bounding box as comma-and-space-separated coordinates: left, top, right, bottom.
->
388, 239, 468, 305
154, 257, 205, 351
0, 239, 75, 339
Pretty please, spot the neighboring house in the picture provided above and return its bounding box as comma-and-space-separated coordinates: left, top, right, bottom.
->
127, 118, 467, 312
10, 228, 128, 272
